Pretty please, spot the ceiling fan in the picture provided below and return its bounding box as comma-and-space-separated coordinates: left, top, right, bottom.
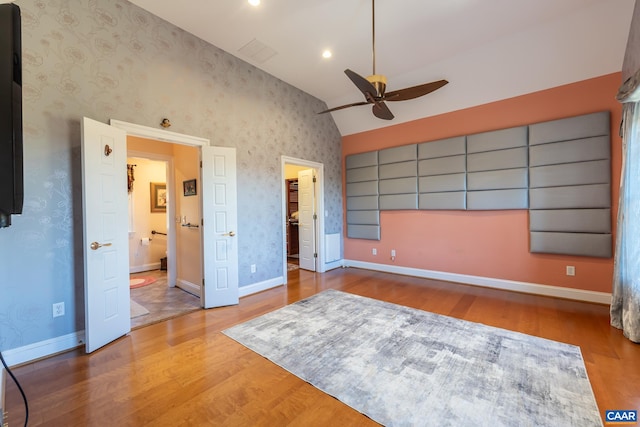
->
319, 0, 448, 120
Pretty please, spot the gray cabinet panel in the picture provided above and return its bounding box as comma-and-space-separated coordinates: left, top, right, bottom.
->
467, 147, 528, 172
529, 209, 611, 233
467, 168, 528, 191
379, 144, 417, 164
419, 173, 466, 193
346, 151, 378, 169
467, 189, 528, 210
347, 210, 380, 225
529, 111, 609, 145
419, 192, 466, 210
529, 184, 610, 209
418, 136, 466, 159
418, 155, 466, 176
380, 194, 418, 210
467, 126, 528, 153
379, 161, 417, 179
346, 180, 378, 197
347, 195, 379, 211
379, 177, 417, 195
529, 136, 610, 166
346, 166, 378, 183
530, 232, 612, 258
530, 159, 610, 188
347, 224, 381, 240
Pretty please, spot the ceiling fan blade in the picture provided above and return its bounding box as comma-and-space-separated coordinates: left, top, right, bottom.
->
345, 69, 378, 98
318, 101, 370, 115
372, 101, 394, 120
384, 79, 449, 102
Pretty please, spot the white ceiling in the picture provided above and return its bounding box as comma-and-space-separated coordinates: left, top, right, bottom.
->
128, 0, 635, 136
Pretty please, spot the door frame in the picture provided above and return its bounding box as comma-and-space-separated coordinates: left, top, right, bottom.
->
109, 119, 211, 280
281, 156, 326, 281
110, 119, 208, 290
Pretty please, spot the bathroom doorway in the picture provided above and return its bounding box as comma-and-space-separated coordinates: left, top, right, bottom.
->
127, 140, 201, 328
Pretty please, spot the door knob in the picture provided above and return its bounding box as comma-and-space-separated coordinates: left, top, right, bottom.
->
223, 231, 236, 237
90, 241, 112, 250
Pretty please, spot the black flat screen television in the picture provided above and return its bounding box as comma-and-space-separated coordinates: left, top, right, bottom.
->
0, 3, 23, 228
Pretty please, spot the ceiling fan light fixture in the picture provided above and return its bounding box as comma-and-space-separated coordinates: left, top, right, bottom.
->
367, 74, 387, 97
248, 0, 260, 7
322, 49, 332, 59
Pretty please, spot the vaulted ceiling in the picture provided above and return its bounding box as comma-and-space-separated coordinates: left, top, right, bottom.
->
128, 0, 635, 136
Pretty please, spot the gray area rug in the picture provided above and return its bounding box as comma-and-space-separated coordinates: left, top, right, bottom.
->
223, 290, 603, 427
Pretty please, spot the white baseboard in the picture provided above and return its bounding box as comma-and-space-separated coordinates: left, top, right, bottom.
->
129, 262, 161, 273
344, 260, 612, 305
323, 260, 344, 272
2, 331, 85, 367
239, 277, 284, 298
177, 278, 201, 297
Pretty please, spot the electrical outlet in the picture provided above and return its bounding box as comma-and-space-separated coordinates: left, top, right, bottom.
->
372, 248, 377, 255
53, 302, 65, 318
250, 264, 256, 273
391, 249, 396, 257
566, 266, 576, 276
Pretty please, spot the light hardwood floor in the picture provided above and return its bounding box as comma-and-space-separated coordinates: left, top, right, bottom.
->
6, 267, 640, 426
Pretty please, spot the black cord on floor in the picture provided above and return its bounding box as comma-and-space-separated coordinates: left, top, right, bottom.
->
0, 350, 28, 427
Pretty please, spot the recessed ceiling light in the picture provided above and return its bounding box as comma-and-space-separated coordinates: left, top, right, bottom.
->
322, 50, 332, 59
248, 0, 260, 6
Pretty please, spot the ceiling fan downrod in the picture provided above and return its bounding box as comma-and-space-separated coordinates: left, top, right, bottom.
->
368, 0, 387, 97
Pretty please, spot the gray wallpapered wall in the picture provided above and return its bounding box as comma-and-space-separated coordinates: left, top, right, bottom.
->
0, 0, 343, 351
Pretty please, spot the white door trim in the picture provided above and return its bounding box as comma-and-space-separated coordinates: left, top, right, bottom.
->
281, 156, 326, 281
110, 120, 209, 147
111, 120, 210, 296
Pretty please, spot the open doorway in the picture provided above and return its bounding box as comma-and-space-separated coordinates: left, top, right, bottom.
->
82, 118, 239, 352
281, 156, 327, 282
126, 142, 201, 328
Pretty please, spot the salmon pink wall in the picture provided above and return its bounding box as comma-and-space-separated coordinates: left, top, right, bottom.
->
343, 73, 623, 294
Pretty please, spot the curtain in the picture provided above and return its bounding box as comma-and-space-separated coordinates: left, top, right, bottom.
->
611, 69, 640, 343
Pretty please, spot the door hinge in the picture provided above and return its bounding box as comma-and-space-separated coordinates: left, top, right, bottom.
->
201, 218, 204, 226
314, 253, 318, 258
313, 213, 317, 220
202, 278, 205, 286
313, 176, 317, 183
200, 160, 203, 168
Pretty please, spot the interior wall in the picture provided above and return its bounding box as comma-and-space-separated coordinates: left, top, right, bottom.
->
173, 144, 201, 288
127, 157, 167, 272
343, 72, 623, 294
0, 0, 342, 353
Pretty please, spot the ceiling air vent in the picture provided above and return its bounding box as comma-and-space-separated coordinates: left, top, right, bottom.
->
237, 38, 277, 64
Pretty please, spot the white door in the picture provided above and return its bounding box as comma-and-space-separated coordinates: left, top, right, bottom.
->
81, 117, 130, 353
298, 169, 316, 271
201, 146, 239, 308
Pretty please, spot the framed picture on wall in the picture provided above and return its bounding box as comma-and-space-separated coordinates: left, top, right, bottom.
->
150, 182, 167, 212
183, 179, 197, 196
